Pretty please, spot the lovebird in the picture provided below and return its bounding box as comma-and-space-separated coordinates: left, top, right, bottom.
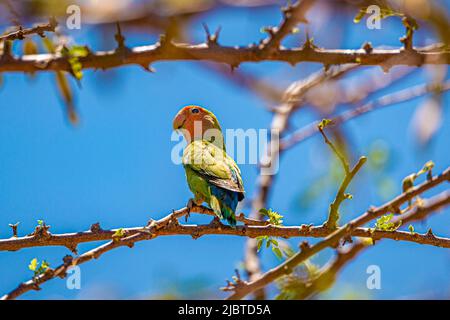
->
173, 105, 245, 226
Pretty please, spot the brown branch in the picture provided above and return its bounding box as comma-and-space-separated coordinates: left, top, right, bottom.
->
1, 41, 449, 73
297, 189, 450, 300
391, 189, 450, 226
317, 124, 366, 231
294, 242, 368, 300
225, 167, 450, 300
0, 17, 57, 41
1, 185, 448, 300
0, 205, 194, 300
2, 206, 449, 253
0, 205, 268, 252
244, 64, 356, 299
280, 80, 450, 151
259, 0, 314, 53
0, 1, 447, 73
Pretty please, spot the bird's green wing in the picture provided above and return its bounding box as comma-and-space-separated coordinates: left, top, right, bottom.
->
182, 140, 244, 194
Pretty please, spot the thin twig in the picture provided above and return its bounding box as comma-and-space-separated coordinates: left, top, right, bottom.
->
281, 81, 450, 151
259, 0, 315, 54
318, 124, 351, 174
318, 123, 366, 229
0, 17, 57, 41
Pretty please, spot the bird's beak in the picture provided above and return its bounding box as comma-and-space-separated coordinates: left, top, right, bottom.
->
172, 111, 186, 131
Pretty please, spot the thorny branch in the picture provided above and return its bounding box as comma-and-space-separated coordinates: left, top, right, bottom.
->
1, 205, 193, 300
294, 242, 368, 300
225, 167, 450, 300
0, 17, 57, 41
1, 181, 449, 300
0, 0, 449, 74
259, 0, 314, 54
280, 80, 450, 151
1, 191, 449, 254
1, 41, 449, 74
0, 0, 449, 302
298, 187, 450, 299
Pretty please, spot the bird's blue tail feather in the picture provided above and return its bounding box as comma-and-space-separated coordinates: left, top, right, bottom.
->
210, 185, 238, 226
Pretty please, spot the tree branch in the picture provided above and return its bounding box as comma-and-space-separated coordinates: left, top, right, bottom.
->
295, 189, 450, 299
283, 242, 367, 300
1, 42, 449, 74
0, 205, 194, 300
244, 64, 356, 299
1, 204, 449, 253
225, 167, 450, 300
1, 173, 448, 300
0, 18, 57, 41
281, 80, 450, 151
259, 0, 314, 53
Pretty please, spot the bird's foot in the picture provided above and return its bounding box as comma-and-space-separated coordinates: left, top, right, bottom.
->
208, 216, 222, 228
185, 198, 195, 222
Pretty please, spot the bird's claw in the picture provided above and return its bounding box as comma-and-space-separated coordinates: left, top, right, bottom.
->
185, 199, 194, 222
208, 216, 222, 227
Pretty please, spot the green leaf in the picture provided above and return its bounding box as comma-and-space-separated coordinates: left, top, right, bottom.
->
375, 214, 401, 231
282, 246, 296, 258
23, 39, 38, 55
353, 8, 366, 23
42, 37, 56, 53
402, 174, 416, 193
256, 236, 265, 252
29, 258, 38, 271
267, 209, 283, 225
40, 260, 50, 270
417, 160, 434, 176
272, 247, 283, 260
408, 225, 415, 234
318, 118, 332, 130
69, 45, 89, 58
61, 45, 89, 80
259, 208, 283, 225
354, 5, 412, 25
55, 70, 78, 124
344, 193, 353, 200
112, 228, 126, 240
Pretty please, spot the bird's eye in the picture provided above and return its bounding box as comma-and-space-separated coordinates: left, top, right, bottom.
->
191, 108, 200, 114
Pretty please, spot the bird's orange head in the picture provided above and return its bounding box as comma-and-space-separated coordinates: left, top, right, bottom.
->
173, 105, 224, 147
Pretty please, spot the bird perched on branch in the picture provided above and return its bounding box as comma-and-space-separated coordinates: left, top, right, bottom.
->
173, 105, 245, 226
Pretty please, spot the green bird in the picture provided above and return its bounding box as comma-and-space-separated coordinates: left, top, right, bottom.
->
173, 105, 245, 226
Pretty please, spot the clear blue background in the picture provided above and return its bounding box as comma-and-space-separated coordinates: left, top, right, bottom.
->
0, 3, 449, 299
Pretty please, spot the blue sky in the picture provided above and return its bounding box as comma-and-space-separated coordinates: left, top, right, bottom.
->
0, 3, 449, 299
